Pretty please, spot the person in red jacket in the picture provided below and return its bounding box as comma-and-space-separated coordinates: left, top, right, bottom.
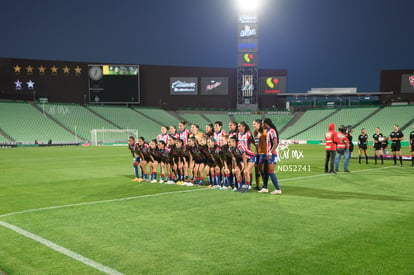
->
325, 123, 338, 174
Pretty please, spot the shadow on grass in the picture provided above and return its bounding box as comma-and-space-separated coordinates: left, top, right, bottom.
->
284, 186, 411, 201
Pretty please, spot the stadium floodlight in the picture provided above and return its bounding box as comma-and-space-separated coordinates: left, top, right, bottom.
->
237, 0, 260, 12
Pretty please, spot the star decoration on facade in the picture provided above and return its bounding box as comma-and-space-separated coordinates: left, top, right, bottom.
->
74, 66, 82, 75
38, 65, 46, 74
27, 80, 35, 89
15, 80, 22, 90
26, 65, 33, 73
13, 65, 22, 73
63, 66, 70, 74
51, 65, 58, 74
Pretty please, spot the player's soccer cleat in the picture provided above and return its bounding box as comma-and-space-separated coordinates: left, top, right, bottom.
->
132, 178, 140, 182
137, 178, 144, 182
166, 180, 175, 184
158, 179, 164, 183
271, 190, 282, 195
258, 188, 269, 193
150, 179, 157, 183
214, 185, 222, 190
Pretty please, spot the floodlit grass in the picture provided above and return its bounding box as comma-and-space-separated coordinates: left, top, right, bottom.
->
0, 145, 413, 274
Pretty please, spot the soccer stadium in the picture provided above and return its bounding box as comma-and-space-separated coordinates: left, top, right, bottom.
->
1, 1, 413, 274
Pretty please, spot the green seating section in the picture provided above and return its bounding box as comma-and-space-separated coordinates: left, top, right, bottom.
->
203, 113, 233, 130
292, 107, 379, 141
352, 105, 414, 140
177, 113, 210, 129
38, 103, 117, 140
263, 114, 295, 130
280, 109, 337, 139
0, 102, 76, 143
87, 105, 161, 140
133, 107, 180, 128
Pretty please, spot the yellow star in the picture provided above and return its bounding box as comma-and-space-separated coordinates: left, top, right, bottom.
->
13, 65, 21, 73
38, 65, 46, 73
63, 66, 70, 74
51, 65, 58, 74
74, 66, 82, 75
26, 65, 33, 73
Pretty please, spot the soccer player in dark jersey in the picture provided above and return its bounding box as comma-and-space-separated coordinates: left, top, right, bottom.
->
409, 124, 414, 167
253, 119, 267, 191
166, 136, 177, 184
128, 136, 142, 182
358, 128, 369, 164
220, 134, 235, 190
372, 127, 384, 165
205, 137, 222, 189
389, 124, 404, 166
228, 121, 238, 138
137, 137, 151, 181
187, 137, 205, 185
157, 140, 172, 183
205, 123, 214, 138
148, 139, 161, 183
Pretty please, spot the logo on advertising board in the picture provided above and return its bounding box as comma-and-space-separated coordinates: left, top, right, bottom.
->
238, 53, 256, 67
400, 74, 414, 93
260, 76, 287, 95
238, 42, 257, 51
410, 75, 414, 87
240, 25, 257, 38
170, 77, 198, 95
239, 15, 257, 24
200, 77, 228, 95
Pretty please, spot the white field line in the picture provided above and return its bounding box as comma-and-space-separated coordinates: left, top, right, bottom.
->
0, 220, 123, 275
0, 188, 209, 218
0, 166, 395, 219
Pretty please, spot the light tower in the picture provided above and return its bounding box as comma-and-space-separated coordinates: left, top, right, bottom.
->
237, 0, 259, 111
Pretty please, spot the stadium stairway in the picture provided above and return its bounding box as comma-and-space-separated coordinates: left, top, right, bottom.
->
31, 102, 85, 141
131, 108, 164, 127
279, 111, 304, 134
166, 110, 185, 123
352, 105, 385, 128
84, 106, 123, 129
0, 128, 14, 141
285, 108, 341, 139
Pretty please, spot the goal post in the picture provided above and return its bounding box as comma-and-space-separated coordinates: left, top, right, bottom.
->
90, 129, 138, 146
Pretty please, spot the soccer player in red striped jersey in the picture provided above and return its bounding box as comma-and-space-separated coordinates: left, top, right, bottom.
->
169, 125, 180, 140
262, 118, 282, 195
178, 121, 190, 146
213, 121, 227, 146
156, 125, 169, 144
237, 121, 254, 151
228, 121, 238, 138
205, 123, 214, 138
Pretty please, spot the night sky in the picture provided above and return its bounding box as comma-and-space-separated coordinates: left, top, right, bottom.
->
1, 0, 413, 92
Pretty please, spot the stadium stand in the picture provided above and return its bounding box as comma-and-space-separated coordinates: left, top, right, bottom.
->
264, 113, 295, 130
0, 133, 11, 142
203, 113, 233, 128
37, 103, 117, 141
176, 112, 210, 128
133, 107, 181, 127
0, 101, 76, 143
280, 109, 337, 139
87, 105, 161, 139
352, 105, 414, 140
231, 113, 263, 124
291, 107, 380, 141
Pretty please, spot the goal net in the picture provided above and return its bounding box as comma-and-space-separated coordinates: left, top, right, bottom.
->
90, 129, 138, 146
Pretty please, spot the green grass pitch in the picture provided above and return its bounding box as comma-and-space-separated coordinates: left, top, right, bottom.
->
0, 145, 413, 274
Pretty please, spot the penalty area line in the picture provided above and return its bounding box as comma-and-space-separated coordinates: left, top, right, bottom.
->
0, 220, 123, 275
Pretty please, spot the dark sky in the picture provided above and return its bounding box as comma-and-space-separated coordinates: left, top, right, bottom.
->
1, 0, 413, 92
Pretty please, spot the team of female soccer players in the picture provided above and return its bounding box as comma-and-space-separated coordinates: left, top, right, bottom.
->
128, 119, 282, 194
